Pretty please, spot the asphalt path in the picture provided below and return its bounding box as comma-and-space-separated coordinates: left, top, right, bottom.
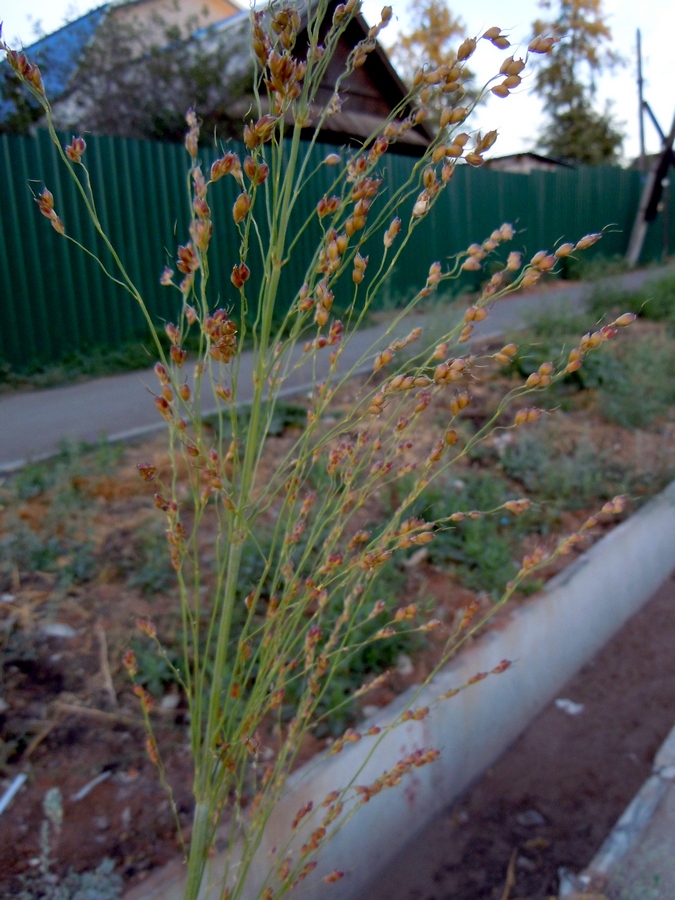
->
1, 265, 672, 471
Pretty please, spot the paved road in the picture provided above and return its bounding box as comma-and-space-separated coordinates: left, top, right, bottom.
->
1, 265, 672, 471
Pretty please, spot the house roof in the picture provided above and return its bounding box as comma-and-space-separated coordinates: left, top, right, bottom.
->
1, 0, 239, 115
200, 0, 433, 152
484, 151, 575, 171
0, 4, 110, 119
2, 0, 431, 152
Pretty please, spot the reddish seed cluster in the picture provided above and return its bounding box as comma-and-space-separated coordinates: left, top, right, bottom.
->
230, 263, 250, 289
232, 192, 252, 224
177, 242, 199, 275
459, 599, 479, 629
291, 800, 313, 830
354, 747, 441, 802
122, 648, 138, 678
133, 684, 152, 714
558, 532, 588, 555
136, 617, 157, 638
136, 462, 157, 482
204, 309, 238, 363
65, 136, 86, 164
601, 495, 627, 516
520, 546, 545, 572
300, 825, 326, 856
35, 188, 65, 235
145, 736, 159, 766
329, 727, 362, 755
244, 155, 270, 186
4, 46, 45, 93
243, 113, 279, 149
291, 861, 318, 889
401, 705, 430, 721
211, 151, 242, 183
383, 217, 401, 248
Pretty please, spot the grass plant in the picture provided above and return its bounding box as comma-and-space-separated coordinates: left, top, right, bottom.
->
2, 6, 639, 898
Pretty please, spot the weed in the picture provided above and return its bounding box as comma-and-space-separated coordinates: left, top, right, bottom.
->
3, 10, 639, 899
598, 333, 675, 428
560, 251, 629, 283
126, 523, 176, 596
589, 272, 675, 333
19, 788, 122, 900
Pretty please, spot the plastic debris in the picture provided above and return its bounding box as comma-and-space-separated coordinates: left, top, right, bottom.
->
71, 770, 112, 802
0, 773, 28, 816
555, 698, 585, 716
395, 653, 414, 676
516, 808, 546, 827
41, 623, 77, 639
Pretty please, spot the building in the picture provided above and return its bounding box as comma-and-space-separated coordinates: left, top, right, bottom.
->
484, 152, 574, 174
2, 0, 432, 153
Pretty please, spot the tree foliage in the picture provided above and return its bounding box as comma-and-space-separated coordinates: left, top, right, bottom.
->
61, 11, 250, 142
388, 0, 467, 82
386, 0, 476, 126
532, 0, 623, 164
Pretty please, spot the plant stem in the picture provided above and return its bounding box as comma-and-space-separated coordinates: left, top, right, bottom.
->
184, 800, 212, 900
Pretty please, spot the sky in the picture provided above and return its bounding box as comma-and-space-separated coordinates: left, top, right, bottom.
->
1, 0, 673, 161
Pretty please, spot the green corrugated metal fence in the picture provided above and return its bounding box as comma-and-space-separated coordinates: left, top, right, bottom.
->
1, 128, 673, 370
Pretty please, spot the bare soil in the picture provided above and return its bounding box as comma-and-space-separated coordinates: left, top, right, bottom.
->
366, 570, 675, 900
0, 322, 673, 897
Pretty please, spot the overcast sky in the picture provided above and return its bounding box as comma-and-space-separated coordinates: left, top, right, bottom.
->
2, 0, 673, 160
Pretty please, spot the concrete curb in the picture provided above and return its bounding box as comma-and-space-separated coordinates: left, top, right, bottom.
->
126, 482, 675, 900
560, 724, 675, 898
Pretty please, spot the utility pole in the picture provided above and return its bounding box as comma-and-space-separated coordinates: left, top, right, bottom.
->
637, 29, 646, 173
626, 112, 675, 267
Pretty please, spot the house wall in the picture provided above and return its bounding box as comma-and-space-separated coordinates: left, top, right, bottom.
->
486, 155, 567, 175
111, 0, 242, 43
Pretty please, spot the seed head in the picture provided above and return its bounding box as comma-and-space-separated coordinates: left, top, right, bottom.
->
231, 262, 251, 288
211, 152, 241, 182
232, 192, 252, 224
65, 136, 86, 164
384, 217, 401, 248
457, 37, 477, 61
612, 312, 637, 327
514, 407, 542, 425
461, 257, 481, 272
555, 242, 575, 258
136, 463, 157, 482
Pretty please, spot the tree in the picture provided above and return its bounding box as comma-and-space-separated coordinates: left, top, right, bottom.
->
386, 0, 476, 125
0, 7, 250, 142
532, 0, 623, 164
56, 11, 250, 143
389, 0, 467, 81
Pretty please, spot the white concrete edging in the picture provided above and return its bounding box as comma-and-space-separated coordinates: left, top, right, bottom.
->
127, 480, 675, 900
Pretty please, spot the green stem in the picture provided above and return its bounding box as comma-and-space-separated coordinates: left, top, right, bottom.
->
184, 801, 212, 900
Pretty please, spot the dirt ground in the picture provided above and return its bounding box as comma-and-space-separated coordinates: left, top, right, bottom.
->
366, 569, 675, 900
1, 318, 674, 896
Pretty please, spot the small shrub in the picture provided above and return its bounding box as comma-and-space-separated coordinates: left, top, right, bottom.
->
589, 273, 675, 332
598, 333, 675, 428
501, 425, 625, 508
19, 788, 122, 900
